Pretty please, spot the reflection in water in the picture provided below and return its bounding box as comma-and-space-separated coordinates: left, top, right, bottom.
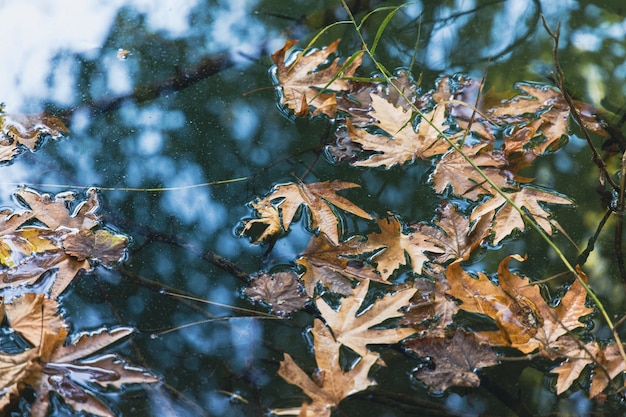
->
1, 0, 626, 416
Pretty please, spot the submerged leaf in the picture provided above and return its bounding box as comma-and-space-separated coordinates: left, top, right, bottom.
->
245, 271, 307, 316
407, 330, 498, 392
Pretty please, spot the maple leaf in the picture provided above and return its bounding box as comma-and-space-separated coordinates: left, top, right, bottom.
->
296, 234, 384, 296
241, 181, 372, 246
0, 188, 128, 298
62, 229, 128, 265
513, 265, 594, 354
0, 294, 157, 417
245, 270, 308, 316
400, 265, 458, 332
347, 95, 456, 168
316, 278, 416, 359
272, 39, 363, 117
362, 214, 444, 281
430, 144, 514, 200
470, 186, 572, 245
446, 256, 544, 347
0, 107, 69, 163
447, 257, 593, 355
273, 319, 378, 417
407, 329, 498, 392
549, 336, 599, 395
421, 202, 492, 263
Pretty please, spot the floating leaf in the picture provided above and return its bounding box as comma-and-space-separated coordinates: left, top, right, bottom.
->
241, 181, 371, 246
273, 319, 378, 417
316, 278, 416, 359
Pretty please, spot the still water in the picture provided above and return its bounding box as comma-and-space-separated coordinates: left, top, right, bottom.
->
1, 0, 626, 416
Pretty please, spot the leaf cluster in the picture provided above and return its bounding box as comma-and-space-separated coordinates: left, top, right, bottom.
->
0, 187, 157, 416
238, 38, 624, 414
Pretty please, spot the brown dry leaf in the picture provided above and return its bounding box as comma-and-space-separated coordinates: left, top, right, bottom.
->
470, 186, 572, 245
446, 256, 544, 347
245, 270, 307, 316
296, 234, 383, 296
407, 329, 498, 392
316, 278, 416, 359
362, 215, 444, 281
400, 266, 458, 332
422, 202, 492, 263
448, 257, 593, 355
273, 319, 378, 417
588, 343, 626, 398
513, 266, 594, 354
430, 144, 513, 200
241, 181, 371, 246
272, 39, 362, 117
0, 108, 69, 163
348, 95, 456, 168
490, 83, 610, 155
0, 188, 128, 297
549, 336, 599, 395
0, 294, 157, 416
62, 229, 128, 265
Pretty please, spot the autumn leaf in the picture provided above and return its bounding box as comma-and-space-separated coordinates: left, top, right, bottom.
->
296, 234, 384, 296
0, 294, 157, 417
245, 270, 308, 316
400, 265, 458, 332
62, 229, 128, 265
470, 186, 572, 245
447, 257, 593, 355
446, 255, 544, 347
511, 265, 594, 354
241, 181, 372, 246
0, 106, 69, 163
273, 319, 378, 417
316, 278, 416, 359
421, 202, 492, 263
0, 188, 128, 297
272, 39, 362, 117
407, 329, 498, 392
362, 214, 444, 281
430, 144, 514, 200
347, 95, 456, 168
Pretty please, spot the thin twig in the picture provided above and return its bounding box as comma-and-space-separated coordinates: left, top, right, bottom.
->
541, 17, 619, 192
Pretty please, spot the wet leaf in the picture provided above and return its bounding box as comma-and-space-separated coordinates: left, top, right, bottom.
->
347, 96, 456, 168
0, 108, 69, 163
421, 202, 492, 263
272, 39, 362, 117
407, 330, 498, 392
362, 215, 444, 281
0, 188, 128, 297
0, 294, 157, 417
470, 186, 572, 245
316, 278, 417, 359
62, 229, 128, 265
241, 181, 371, 246
430, 144, 513, 200
273, 319, 378, 417
245, 271, 307, 316
296, 234, 383, 296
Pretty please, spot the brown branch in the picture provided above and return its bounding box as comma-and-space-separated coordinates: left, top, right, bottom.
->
541, 17, 619, 192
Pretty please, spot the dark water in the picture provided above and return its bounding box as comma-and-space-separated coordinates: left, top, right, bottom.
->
2, 0, 626, 416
